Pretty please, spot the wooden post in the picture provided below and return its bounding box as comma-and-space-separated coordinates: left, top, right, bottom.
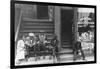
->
54, 6, 61, 51
74, 7, 78, 43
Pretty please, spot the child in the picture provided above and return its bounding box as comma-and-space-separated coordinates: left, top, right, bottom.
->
15, 35, 26, 64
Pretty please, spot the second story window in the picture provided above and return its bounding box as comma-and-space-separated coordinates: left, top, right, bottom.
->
22, 4, 54, 21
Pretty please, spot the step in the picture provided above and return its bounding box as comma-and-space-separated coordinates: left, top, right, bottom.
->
59, 49, 73, 54
62, 38, 72, 40
23, 17, 53, 22
21, 28, 54, 31
20, 32, 53, 35
62, 40, 71, 41
62, 44, 72, 47
60, 54, 74, 63
20, 29, 54, 33
22, 26, 54, 29
19, 32, 54, 40
62, 42, 71, 45
23, 22, 54, 26
62, 39, 72, 42
61, 47, 72, 49
60, 54, 73, 59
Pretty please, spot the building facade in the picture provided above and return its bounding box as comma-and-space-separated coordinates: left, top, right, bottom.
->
15, 4, 95, 65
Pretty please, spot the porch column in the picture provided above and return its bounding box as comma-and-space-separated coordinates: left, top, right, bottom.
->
74, 8, 78, 43
54, 6, 61, 51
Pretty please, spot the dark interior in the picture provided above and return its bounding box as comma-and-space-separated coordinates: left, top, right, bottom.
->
61, 9, 74, 46
37, 5, 49, 19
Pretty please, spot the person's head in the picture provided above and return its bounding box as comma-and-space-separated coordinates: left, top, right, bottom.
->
41, 33, 44, 36
35, 35, 39, 41
22, 35, 26, 42
25, 36, 31, 43
83, 23, 88, 27
77, 36, 82, 42
26, 36, 30, 39
29, 33, 35, 37
53, 34, 57, 39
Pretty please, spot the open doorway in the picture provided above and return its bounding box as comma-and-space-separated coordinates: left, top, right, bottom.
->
61, 8, 74, 49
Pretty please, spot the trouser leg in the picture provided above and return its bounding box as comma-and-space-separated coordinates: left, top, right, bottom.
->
80, 48, 85, 60
73, 49, 78, 61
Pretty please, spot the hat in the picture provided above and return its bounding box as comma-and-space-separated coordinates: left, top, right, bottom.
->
28, 33, 35, 36
77, 36, 82, 41
25, 36, 30, 40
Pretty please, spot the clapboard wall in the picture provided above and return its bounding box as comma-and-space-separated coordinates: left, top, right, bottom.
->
17, 4, 54, 40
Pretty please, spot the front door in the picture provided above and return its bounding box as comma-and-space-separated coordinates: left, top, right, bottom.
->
61, 8, 74, 49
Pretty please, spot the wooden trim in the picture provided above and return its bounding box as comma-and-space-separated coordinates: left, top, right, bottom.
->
15, 9, 23, 42
74, 7, 78, 43
54, 6, 61, 51
61, 6, 74, 10
33, 5, 37, 19
23, 17, 53, 22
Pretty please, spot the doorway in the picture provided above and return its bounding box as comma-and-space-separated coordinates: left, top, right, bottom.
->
61, 8, 74, 49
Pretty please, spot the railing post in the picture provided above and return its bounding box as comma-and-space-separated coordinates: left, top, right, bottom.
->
15, 9, 23, 42
54, 6, 61, 52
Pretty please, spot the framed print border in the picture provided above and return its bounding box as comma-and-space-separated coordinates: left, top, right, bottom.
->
10, 0, 97, 69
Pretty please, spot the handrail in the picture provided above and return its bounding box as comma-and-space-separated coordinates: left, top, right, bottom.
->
15, 9, 23, 42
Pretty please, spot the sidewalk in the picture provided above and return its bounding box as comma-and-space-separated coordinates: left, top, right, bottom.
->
15, 54, 94, 66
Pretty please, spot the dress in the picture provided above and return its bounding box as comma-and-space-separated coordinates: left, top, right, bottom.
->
16, 40, 25, 60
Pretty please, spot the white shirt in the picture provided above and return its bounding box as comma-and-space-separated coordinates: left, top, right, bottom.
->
16, 40, 25, 61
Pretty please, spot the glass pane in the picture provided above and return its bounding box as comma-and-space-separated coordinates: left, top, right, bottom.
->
22, 4, 36, 19
37, 5, 49, 19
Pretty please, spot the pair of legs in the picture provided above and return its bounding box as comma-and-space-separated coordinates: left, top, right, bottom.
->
73, 48, 85, 61
73, 42, 85, 61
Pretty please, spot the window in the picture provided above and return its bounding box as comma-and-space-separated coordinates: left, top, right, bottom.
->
22, 4, 54, 21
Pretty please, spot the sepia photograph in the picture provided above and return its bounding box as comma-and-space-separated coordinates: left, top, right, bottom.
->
11, 0, 96, 68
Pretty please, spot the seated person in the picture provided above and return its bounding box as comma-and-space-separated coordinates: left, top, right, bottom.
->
28, 33, 36, 46
38, 33, 48, 51
15, 35, 26, 64
26, 33, 38, 57
50, 34, 59, 61
24, 36, 32, 60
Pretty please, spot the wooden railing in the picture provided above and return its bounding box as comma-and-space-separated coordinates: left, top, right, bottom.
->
15, 10, 23, 42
